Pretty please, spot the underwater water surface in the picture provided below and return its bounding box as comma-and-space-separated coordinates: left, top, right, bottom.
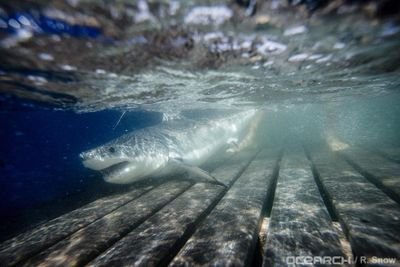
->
0, 0, 399, 241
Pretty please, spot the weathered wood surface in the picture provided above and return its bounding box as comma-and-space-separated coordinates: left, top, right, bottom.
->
373, 147, 400, 164
22, 180, 192, 267
310, 151, 400, 262
169, 150, 280, 267
0, 184, 154, 267
2, 146, 400, 267
263, 151, 344, 267
340, 147, 400, 204
88, 152, 255, 267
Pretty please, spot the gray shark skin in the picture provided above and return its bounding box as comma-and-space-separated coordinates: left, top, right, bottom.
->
80, 109, 264, 184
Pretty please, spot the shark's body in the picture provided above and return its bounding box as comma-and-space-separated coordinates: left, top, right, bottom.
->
80, 109, 264, 184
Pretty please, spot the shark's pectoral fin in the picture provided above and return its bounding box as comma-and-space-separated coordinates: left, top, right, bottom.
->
169, 158, 226, 187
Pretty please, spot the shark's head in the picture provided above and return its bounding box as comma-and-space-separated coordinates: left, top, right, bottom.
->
80, 135, 169, 184
80, 143, 129, 171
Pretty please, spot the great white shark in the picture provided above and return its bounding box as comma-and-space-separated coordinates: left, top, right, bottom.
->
80, 109, 264, 184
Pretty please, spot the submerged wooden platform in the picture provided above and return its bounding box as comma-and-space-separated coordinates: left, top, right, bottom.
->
1, 147, 400, 267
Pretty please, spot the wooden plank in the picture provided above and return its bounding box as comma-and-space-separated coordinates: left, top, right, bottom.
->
0, 184, 154, 267
340, 147, 400, 204
21, 180, 192, 267
263, 152, 344, 267
169, 151, 280, 267
87, 152, 255, 267
310, 151, 400, 263
373, 147, 400, 164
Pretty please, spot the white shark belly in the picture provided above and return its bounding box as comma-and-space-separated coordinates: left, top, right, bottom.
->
103, 155, 169, 184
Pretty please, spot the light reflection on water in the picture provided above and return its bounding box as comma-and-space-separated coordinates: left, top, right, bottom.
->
0, 2, 399, 190
0, 1, 399, 113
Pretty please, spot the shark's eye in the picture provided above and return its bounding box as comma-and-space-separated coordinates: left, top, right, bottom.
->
108, 147, 116, 153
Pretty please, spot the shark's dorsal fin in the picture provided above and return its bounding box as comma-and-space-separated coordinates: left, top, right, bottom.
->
169, 158, 226, 186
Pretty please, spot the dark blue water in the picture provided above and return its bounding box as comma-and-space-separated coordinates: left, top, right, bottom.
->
0, 8, 158, 238
0, 99, 162, 238
1, 11, 103, 38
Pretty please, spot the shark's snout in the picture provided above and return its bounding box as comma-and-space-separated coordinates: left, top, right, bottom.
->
80, 148, 128, 171
79, 150, 92, 161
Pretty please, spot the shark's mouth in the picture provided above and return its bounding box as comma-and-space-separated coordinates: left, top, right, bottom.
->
99, 160, 142, 184
100, 161, 131, 175
81, 153, 130, 171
